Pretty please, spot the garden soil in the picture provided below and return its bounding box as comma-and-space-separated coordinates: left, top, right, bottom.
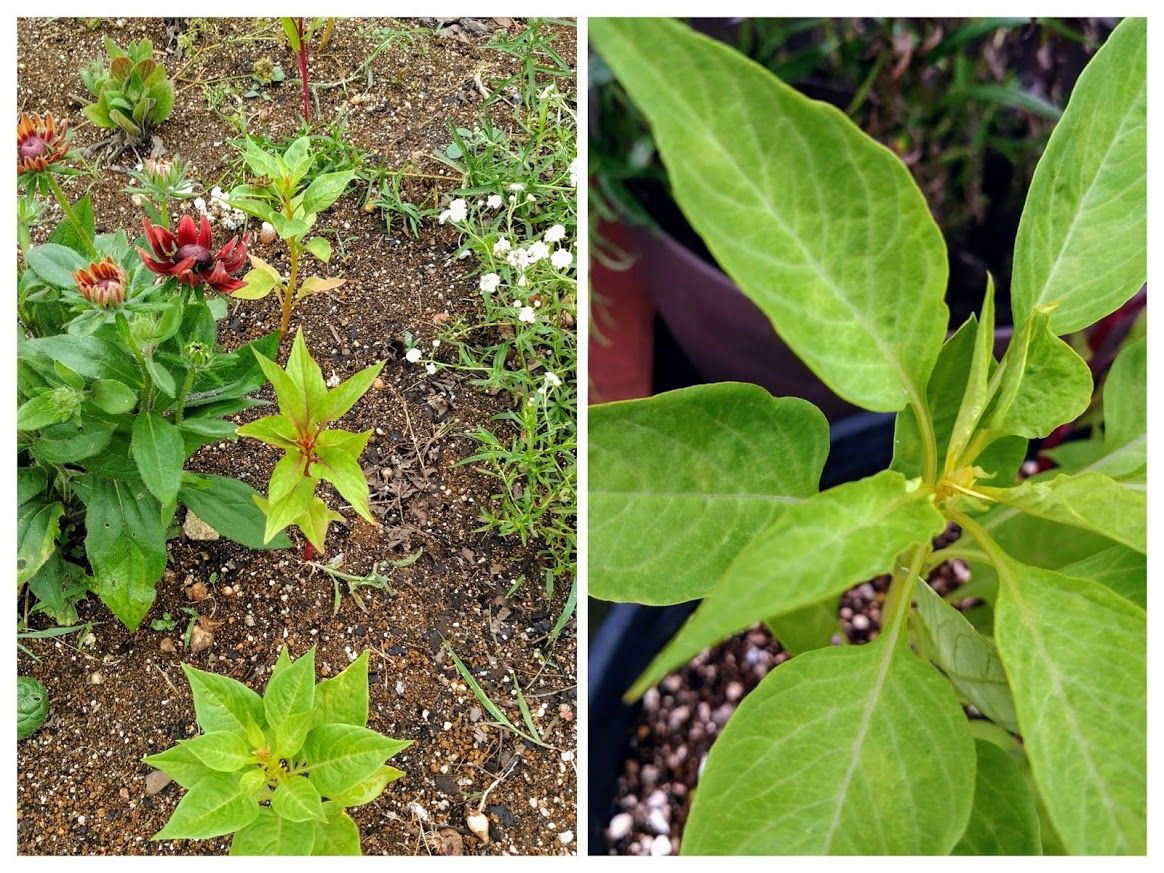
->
17, 17, 577, 856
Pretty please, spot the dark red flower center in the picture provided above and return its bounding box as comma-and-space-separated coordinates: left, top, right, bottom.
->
177, 243, 213, 268
20, 135, 48, 159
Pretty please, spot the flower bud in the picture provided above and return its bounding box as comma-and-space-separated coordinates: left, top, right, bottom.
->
73, 257, 127, 309
183, 341, 213, 369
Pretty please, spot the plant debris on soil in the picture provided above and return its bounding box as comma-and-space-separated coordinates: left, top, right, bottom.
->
17, 17, 576, 857
604, 525, 972, 855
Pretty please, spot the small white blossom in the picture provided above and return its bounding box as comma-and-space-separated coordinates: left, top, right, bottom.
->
492, 238, 512, 256
487, 194, 503, 209
448, 198, 468, 222
569, 158, 578, 188
425, 363, 437, 375
508, 194, 517, 204
193, 197, 208, 214
432, 339, 441, 348
544, 224, 566, 244
479, 273, 502, 294
539, 83, 555, 100
507, 248, 530, 270
508, 182, 526, 192
544, 372, 562, 388
405, 348, 422, 363
527, 241, 550, 263
438, 209, 451, 224
551, 249, 573, 270
518, 306, 537, 324
518, 274, 528, 287
526, 194, 536, 203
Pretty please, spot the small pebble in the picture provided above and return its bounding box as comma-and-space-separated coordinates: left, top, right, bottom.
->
608, 812, 633, 841
650, 835, 673, 856
851, 614, 870, 631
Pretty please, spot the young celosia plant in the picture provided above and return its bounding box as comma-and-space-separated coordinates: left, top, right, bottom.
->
238, 329, 382, 556
144, 647, 410, 855
80, 37, 175, 138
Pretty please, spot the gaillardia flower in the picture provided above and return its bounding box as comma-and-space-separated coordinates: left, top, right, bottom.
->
137, 215, 250, 294
17, 113, 70, 175
73, 257, 127, 309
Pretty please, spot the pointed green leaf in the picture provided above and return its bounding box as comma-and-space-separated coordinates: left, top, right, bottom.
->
275, 710, 313, 760
182, 664, 265, 735
946, 276, 997, 466
253, 348, 308, 430
321, 363, 383, 422
311, 804, 361, 855
629, 470, 945, 699
91, 379, 138, 415
153, 771, 259, 841
303, 724, 412, 798
763, 598, 841, 656
262, 474, 318, 544
990, 470, 1144, 554
143, 743, 214, 789
313, 651, 370, 727
300, 495, 343, 553
264, 647, 316, 730
17, 497, 63, 586
1011, 18, 1146, 333
914, 580, 1018, 732
953, 739, 1041, 855
236, 414, 299, 450
683, 636, 975, 854
590, 383, 828, 605
312, 447, 373, 524
302, 236, 332, 262
286, 329, 328, 418
590, 18, 948, 412
229, 807, 317, 855
301, 171, 355, 216
993, 555, 1145, 854
272, 775, 326, 823
234, 267, 278, 300
131, 411, 186, 504
268, 452, 311, 504
1057, 546, 1144, 609
325, 764, 404, 808
179, 473, 293, 550
315, 427, 372, 456
182, 731, 258, 773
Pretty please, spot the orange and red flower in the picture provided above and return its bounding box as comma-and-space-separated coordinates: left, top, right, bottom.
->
137, 215, 250, 294
17, 113, 70, 175
74, 257, 127, 309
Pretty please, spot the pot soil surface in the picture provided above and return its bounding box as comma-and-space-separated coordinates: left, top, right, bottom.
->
17, 17, 576, 857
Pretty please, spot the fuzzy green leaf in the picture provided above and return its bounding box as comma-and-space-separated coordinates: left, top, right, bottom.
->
131, 411, 186, 505
90, 379, 138, 414
590, 18, 948, 412
272, 775, 326, 823
17, 497, 63, 586
313, 651, 370, 727
953, 739, 1042, 855
303, 724, 411, 798
229, 807, 317, 855
590, 383, 828, 605
683, 637, 975, 854
179, 473, 292, 551
629, 470, 945, 699
182, 663, 265, 735
1010, 18, 1146, 334
153, 771, 259, 841
993, 555, 1146, 854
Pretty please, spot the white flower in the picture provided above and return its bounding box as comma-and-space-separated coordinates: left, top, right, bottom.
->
527, 241, 550, 263
544, 372, 562, 388
539, 83, 555, 100
508, 182, 526, 192
193, 197, 208, 214
569, 158, 578, 188
487, 194, 503, 209
518, 306, 537, 324
508, 194, 517, 204
448, 198, 468, 222
479, 273, 502, 294
544, 224, 566, 243
405, 348, 422, 363
492, 238, 512, 256
551, 249, 573, 270
507, 248, 530, 269
438, 209, 451, 224
518, 274, 528, 287
425, 363, 437, 375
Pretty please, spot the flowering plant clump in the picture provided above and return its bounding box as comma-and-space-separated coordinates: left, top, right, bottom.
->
237, 329, 382, 558
144, 647, 410, 855
80, 36, 175, 138
138, 214, 250, 294
590, 18, 1145, 856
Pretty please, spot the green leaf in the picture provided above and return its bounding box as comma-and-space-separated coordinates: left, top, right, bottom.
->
946, 276, 997, 467
302, 236, 331, 262
1010, 18, 1146, 334
286, 328, 328, 417
17, 392, 73, 431
178, 473, 293, 550
590, 18, 948, 412
311, 804, 361, 855
628, 470, 945, 699
229, 807, 317, 855
953, 739, 1042, 855
182, 731, 258, 773
252, 349, 307, 430
313, 651, 370, 727
264, 647, 316, 730
182, 663, 265, 735
300, 496, 343, 553
982, 314, 1092, 441
682, 636, 975, 854
241, 139, 284, 179
275, 710, 313, 760
325, 764, 403, 808
144, 357, 177, 397
153, 771, 259, 841
272, 775, 326, 823
312, 447, 374, 524
303, 724, 412, 798
914, 580, 1018, 732
993, 555, 1146, 854
283, 136, 313, 185
17, 467, 48, 506
268, 452, 311, 504
26, 243, 88, 288
17, 497, 63, 586
261, 473, 318, 544
32, 419, 114, 464
233, 415, 298, 451
84, 476, 166, 630
91, 379, 138, 415
763, 598, 841, 656
20, 335, 141, 387
143, 743, 214, 789
234, 267, 278, 301
989, 470, 1144, 554
300, 171, 355, 216
321, 363, 382, 422
1057, 546, 1145, 609
131, 411, 186, 505
590, 383, 828, 604
47, 194, 95, 251
26, 554, 86, 626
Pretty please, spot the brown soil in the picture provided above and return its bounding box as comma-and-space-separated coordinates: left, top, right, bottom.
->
603, 526, 971, 855
17, 17, 577, 857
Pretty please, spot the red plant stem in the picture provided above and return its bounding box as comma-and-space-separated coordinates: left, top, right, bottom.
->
297, 17, 311, 123
303, 541, 315, 562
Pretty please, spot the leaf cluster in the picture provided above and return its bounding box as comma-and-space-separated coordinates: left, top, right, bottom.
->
144, 647, 410, 855
238, 329, 382, 553
590, 17, 1145, 855
81, 37, 175, 137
